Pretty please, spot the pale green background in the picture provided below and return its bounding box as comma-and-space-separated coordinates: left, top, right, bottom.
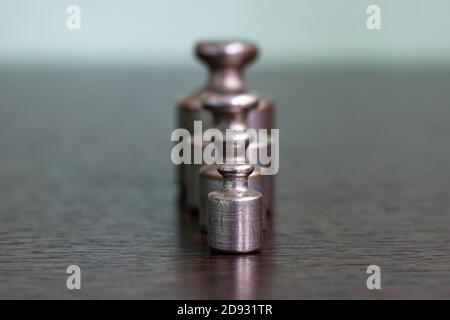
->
1, 0, 449, 68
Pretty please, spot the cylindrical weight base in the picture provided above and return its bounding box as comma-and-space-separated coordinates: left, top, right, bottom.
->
199, 164, 269, 232
208, 190, 263, 253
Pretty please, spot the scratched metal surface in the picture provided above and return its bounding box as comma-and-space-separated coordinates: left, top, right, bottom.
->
0, 68, 449, 299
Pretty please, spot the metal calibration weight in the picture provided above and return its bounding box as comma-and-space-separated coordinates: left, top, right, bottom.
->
177, 40, 275, 207
198, 93, 269, 232
208, 163, 264, 254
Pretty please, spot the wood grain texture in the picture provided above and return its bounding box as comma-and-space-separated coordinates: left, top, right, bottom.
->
0, 68, 449, 299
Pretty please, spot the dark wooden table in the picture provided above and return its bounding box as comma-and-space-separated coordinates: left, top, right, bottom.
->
0, 67, 449, 299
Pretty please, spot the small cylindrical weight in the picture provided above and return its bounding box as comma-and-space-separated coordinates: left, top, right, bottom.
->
208, 164, 263, 254
199, 164, 267, 232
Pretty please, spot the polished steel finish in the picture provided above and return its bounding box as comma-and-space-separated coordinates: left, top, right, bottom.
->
177, 41, 275, 201
208, 164, 263, 254
191, 93, 259, 212
199, 164, 266, 232
198, 93, 269, 231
